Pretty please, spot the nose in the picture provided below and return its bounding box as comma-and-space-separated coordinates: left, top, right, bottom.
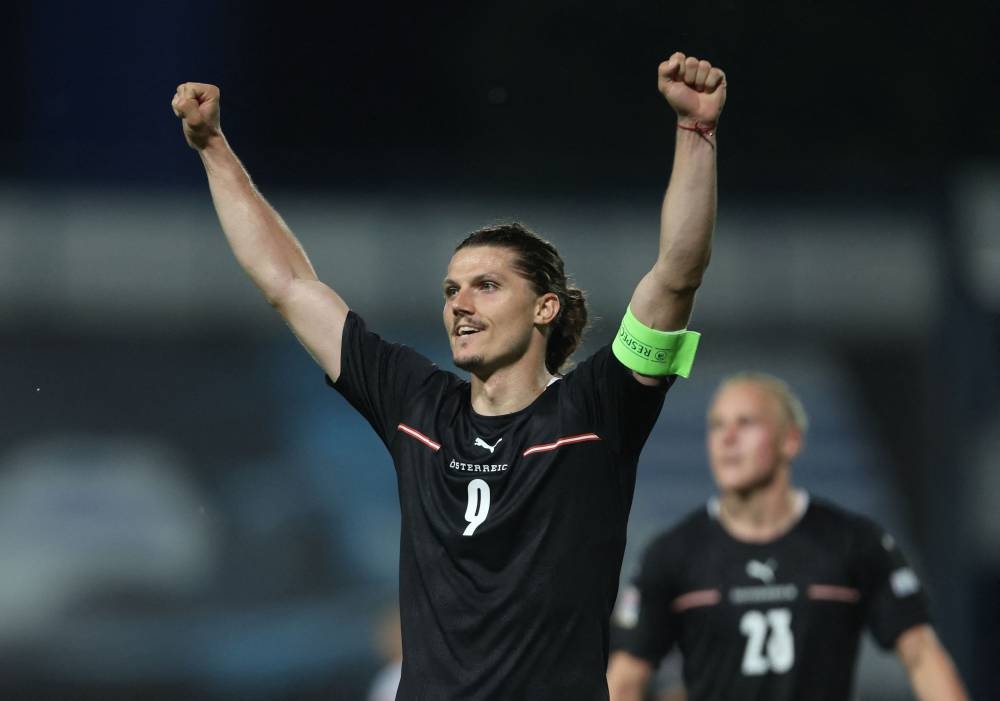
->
718, 423, 738, 445
450, 286, 474, 316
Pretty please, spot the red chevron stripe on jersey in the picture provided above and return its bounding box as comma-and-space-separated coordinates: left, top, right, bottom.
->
522, 433, 601, 456
671, 589, 722, 612
398, 423, 441, 452
807, 584, 861, 603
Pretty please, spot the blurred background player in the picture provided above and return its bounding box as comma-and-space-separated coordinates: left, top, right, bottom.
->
607, 372, 969, 701
173, 52, 725, 699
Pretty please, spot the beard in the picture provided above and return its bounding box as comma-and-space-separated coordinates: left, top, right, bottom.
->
454, 353, 486, 372
451, 330, 531, 376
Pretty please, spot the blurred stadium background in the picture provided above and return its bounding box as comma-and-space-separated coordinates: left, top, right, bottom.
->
1, 1, 997, 699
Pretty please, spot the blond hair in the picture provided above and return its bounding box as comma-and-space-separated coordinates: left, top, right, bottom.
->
716, 372, 809, 434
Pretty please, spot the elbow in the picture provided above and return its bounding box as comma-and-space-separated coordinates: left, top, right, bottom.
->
896, 624, 939, 672
669, 275, 705, 297
657, 272, 705, 299
259, 271, 296, 309
652, 255, 711, 295
239, 256, 312, 309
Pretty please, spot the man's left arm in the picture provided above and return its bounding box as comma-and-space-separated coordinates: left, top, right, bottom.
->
857, 521, 970, 701
896, 624, 969, 701
626, 53, 726, 386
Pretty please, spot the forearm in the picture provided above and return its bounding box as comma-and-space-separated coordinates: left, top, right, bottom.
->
607, 679, 645, 701
657, 127, 716, 293
898, 626, 969, 701
608, 674, 646, 701
631, 127, 716, 330
907, 649, 969, 701
607, 652, 653, 701
199, 134, 318, 304
626, 53, 725, 332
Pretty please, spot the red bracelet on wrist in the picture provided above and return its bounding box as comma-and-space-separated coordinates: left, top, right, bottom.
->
677, 121, 717, 143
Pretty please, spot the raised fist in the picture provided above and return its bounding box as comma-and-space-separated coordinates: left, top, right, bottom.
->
658, 53, 727, 128
172, 82, 222, 150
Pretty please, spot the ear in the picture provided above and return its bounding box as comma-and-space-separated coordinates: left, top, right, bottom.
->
534, 292, 561, 326
781, 426, 803, 462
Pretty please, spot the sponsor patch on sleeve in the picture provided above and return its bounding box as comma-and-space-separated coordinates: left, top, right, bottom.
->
890, 567, 921, 597
612, 585, 641, 628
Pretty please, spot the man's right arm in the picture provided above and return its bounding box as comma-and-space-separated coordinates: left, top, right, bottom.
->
609, 535, 683, 701
172, 82, 349, 381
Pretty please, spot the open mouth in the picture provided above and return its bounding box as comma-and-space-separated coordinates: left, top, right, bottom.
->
455, 324, 484, 337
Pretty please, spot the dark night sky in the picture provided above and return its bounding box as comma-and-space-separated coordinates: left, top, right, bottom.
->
5, 1, 998, 194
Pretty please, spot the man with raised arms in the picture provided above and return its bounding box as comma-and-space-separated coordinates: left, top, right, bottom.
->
173, 52, 725, 700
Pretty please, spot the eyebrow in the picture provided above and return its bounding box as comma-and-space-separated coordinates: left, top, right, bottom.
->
442, 272, 503, 287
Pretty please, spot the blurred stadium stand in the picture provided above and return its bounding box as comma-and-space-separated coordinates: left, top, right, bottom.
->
1, 186, 995, 698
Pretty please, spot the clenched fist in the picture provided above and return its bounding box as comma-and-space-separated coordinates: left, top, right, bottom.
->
658, 53, 726, 129
172, 82, 222, 150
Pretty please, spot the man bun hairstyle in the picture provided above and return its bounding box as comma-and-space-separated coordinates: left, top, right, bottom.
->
456, 222, 588, 374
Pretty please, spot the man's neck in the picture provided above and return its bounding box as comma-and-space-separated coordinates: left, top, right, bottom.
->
717, 477, 803, 544
470, 363, 556, 416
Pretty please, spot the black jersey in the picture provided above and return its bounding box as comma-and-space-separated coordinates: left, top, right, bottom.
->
332, 312, 673, 700
611, 494, 930, 701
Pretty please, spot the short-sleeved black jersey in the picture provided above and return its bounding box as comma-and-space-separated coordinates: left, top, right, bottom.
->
612, 494, 930, 701
332, 312, 673, 700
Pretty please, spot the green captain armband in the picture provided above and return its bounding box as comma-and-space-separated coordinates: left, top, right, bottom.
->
612, 306, 701, 378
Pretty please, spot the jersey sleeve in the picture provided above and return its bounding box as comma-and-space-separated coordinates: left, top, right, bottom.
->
854, 519, 932, 649
328, 311, 441, 446
611, 535, 681, 664
567, 345, 674, 462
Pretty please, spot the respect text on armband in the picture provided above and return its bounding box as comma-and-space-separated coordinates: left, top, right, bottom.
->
617, 327, 667, 363
449, 459, 509, 473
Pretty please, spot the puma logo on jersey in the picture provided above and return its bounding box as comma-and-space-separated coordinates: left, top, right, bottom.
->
474, 437, 503, 454
746, 559, 777, 584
